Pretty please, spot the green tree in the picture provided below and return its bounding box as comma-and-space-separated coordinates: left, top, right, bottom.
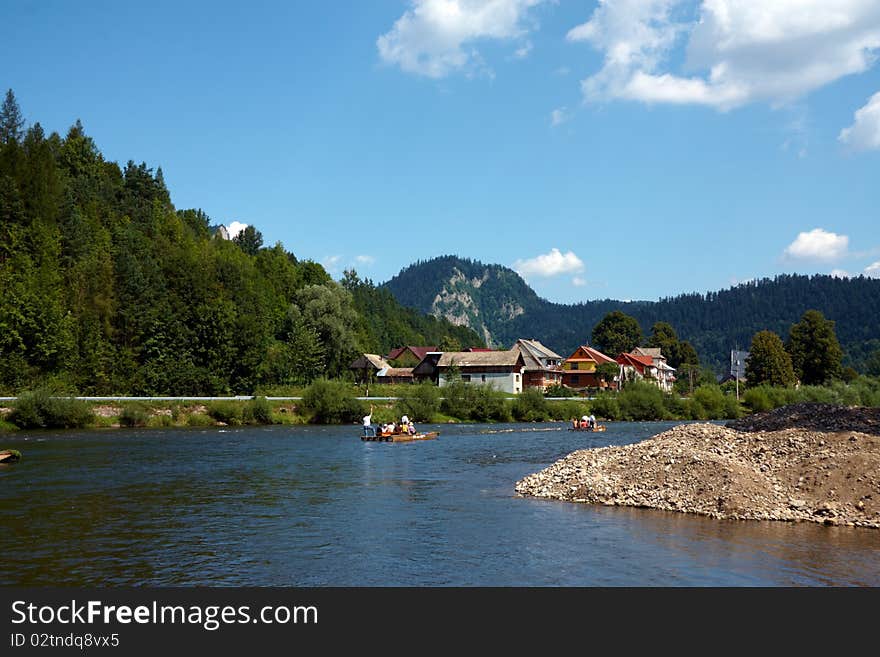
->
0, 89, 25, 143
591, 311, 642, 356
595, 361, 620, 387
647, 321, 679, 361
866, 349, 880, 377
786, 309, 843, 385
233, 224, 263, 256
746, 330, 796, 387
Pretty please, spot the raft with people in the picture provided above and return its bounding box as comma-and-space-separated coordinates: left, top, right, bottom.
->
360, 409, 438, 442
0, 449, 22, 463
569, 416, 606, 432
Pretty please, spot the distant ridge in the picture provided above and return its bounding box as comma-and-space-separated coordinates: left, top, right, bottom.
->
383, 255, 880, 371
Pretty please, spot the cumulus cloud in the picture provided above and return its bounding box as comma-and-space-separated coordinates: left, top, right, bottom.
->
866, 261, 880, 278
568, 0, 880, 110
550, 107, 569, 126
572, 276, 587, 286
514, 248, 585, 278
355, 255, 376, 265
227, 221, 248, 239
839, 90, 880, 151
377, 0, 546, 78
321, 255, 343, 274
830, 269, 850, 278
784, 228, 849, 261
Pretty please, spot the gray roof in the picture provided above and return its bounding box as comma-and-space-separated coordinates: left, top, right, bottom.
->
350, 354, 391, 370
632, 347, 663, 359
437, 350, 523, 367
515, 339, 563, 371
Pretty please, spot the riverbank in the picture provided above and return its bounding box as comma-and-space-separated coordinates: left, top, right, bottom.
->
515, 404, 880, 528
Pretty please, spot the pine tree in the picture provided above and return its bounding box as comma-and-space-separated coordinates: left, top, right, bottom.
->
0, 89, 25, 143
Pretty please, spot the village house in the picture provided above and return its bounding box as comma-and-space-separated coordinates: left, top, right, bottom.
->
386, 346, 438, 368
561, 345, 617, 389
376, 367, 415, 384
436, 349, 525, 394
630, 347, 676, 392
349, 354, 391, 385
616, 352, 656, 387
513, 339, 563, 390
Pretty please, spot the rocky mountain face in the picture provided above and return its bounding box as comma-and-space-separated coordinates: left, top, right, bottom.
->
383, 256, 880, 372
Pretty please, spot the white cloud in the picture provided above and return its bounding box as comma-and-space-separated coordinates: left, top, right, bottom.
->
514, 40, 533, 59
514, 248, 585, 278
784, 228, 849, 261
866, 261, 880, 278
839, 90, 880, 151
568, 0, 880, 110
355, 255, 376, 266
377, 0, 546, 78
550, 107, 569, 126
321, 255, 343, 273
830, 269, 850, 278
572, 276, 587, 286
227, 221, 248, 239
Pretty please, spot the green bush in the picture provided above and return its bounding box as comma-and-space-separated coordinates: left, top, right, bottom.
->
743, 387, 772, 413
395, 383, 441, 422
662, 393, 687, 419
544, 384, 577, 398
207, 401, 243, 425
512, 388, 550, 422
119, 403, 150, 427
690, 385, 727, 420
9, 389, 94, 429
440, 381, 510, 422
548, 399, 590, 421
301, 379, 365, 424
590, 393, 620, 421
186, 413, 214, 427
618, 381, 665, 421
244, 396, 275, 425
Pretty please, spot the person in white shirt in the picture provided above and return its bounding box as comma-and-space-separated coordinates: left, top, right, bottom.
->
363, 405, 375, 437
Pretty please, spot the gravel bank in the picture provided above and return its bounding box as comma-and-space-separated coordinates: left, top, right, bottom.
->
515, 405, 880, 528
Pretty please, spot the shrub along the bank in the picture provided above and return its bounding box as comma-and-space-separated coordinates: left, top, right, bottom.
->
440, 381, 511, 422
119, 403, 150, 427
395, 383, 441, 422
301, 379, 365, 424
512, 388, 550, 422
244, 396, 275, 424
9, 389, 94, 429
618, 381, 666, 421
590, 393, 621, 421
207, 401, 244, 426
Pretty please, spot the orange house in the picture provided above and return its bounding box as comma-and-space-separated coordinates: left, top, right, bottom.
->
562, 345, 617, 389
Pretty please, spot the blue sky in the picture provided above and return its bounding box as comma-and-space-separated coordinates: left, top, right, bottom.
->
3, 0, 879, 302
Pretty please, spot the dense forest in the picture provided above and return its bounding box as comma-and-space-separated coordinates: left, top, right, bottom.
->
384, 256, 880, 371
0, 92, 481, 394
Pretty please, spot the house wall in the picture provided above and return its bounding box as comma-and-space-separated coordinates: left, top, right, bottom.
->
439, 371, 522, 394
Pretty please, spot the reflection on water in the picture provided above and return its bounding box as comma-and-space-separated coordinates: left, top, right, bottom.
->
1, 422, 877, 586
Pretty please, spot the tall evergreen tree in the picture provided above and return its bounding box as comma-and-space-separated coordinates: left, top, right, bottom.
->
233, 224, 263, 256
0, 89, 25, 143
746, 330, 796, 387
786, 309, 843, 385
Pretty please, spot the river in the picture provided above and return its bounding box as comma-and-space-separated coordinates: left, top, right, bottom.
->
1, 422, 877, 586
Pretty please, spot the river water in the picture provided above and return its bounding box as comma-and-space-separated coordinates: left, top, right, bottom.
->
1, 422, 877, 586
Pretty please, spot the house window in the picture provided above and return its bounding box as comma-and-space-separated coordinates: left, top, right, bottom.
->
461, 375, 471, 382
570, 362, 578, 370
481, 374, 486, 382
571, 375, 579, 384
515, 374, 520, 382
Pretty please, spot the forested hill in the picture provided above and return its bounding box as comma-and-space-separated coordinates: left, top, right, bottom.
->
384, 256, 880, 371
0, 94, 481, 394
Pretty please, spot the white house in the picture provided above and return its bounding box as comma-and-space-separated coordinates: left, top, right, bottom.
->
436, 349, 525, 394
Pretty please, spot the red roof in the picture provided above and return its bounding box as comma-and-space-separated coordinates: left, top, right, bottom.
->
387, 346, 438, 361
616, 352, 653, 373
565, 345, 616, 365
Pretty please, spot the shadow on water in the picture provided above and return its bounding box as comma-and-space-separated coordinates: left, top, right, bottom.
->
1, 422, 877, 586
